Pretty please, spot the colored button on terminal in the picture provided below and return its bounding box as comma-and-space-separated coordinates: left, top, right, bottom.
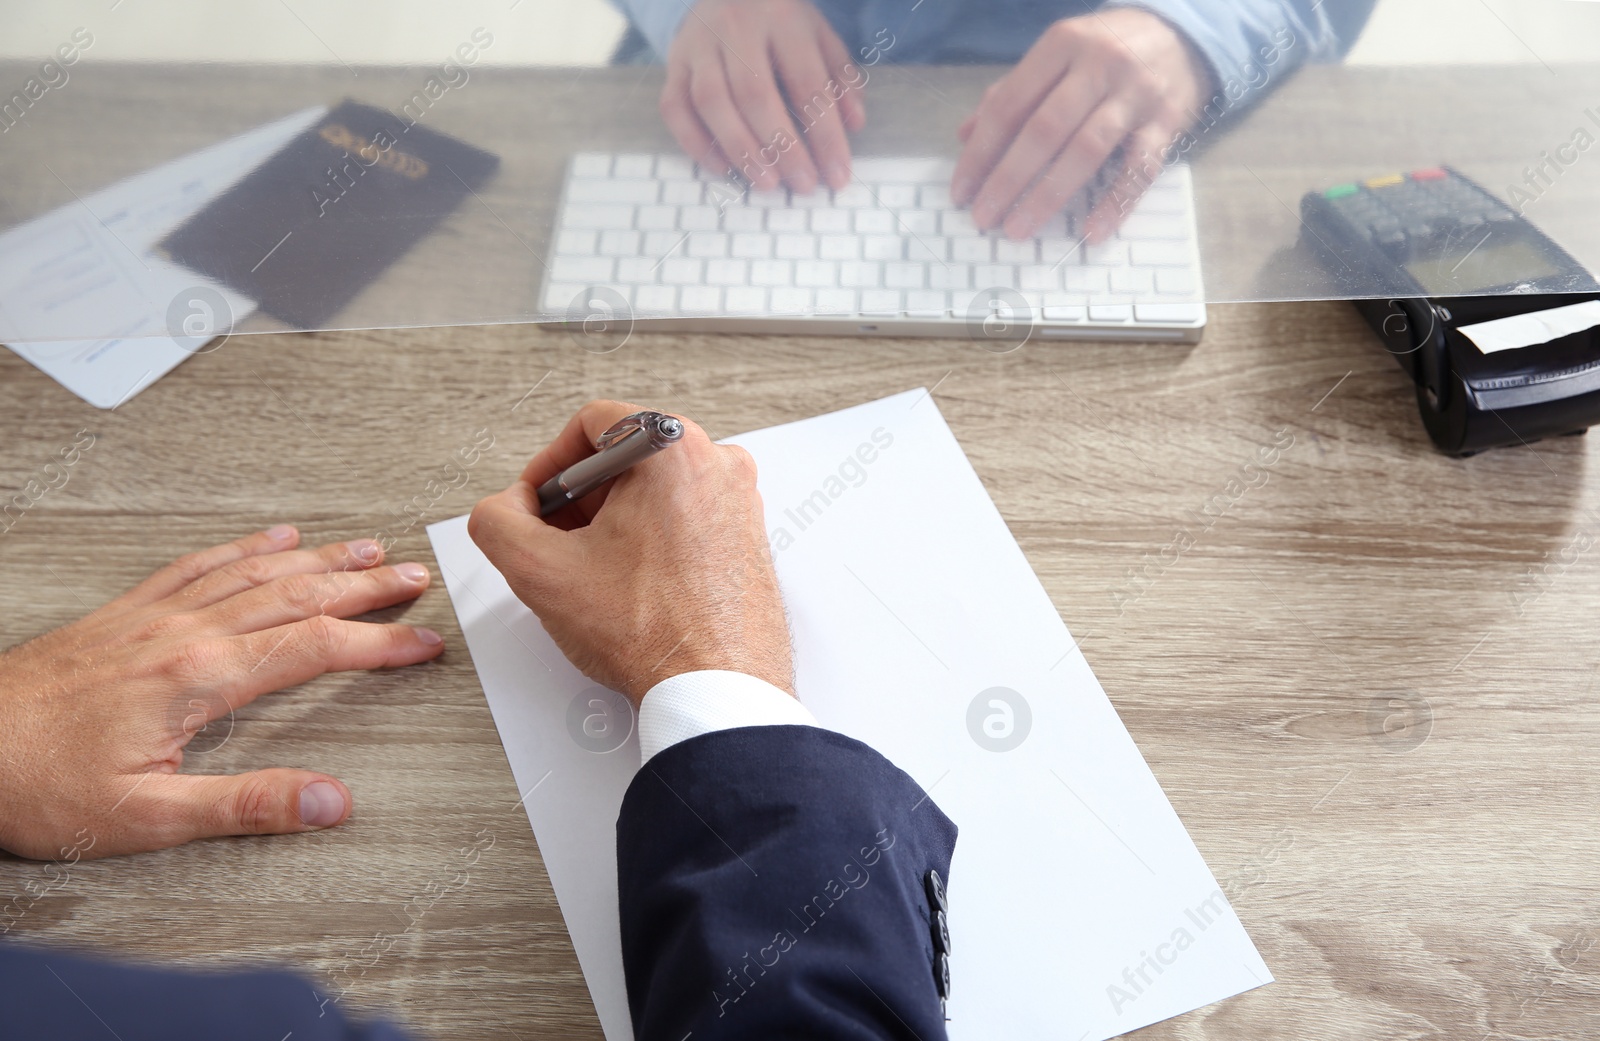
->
1364, 174, 1405, 189
1324, 183, 1359, 199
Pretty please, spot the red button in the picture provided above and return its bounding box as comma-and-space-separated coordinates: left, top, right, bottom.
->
1410, 167, 1447, 181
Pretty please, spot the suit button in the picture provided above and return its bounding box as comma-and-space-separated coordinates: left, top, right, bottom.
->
924, 869, 948, 913
934, 951, 951, 997
932, 908, 951, 955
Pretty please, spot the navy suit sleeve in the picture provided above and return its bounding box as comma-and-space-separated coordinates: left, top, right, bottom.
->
616, 725, 958, 1041
0, 943, 411, 1041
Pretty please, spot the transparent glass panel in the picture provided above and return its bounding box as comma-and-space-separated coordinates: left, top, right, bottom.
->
1, 0, 1598, 345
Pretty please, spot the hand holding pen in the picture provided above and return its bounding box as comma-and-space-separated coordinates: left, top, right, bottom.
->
468, 400, 794, 704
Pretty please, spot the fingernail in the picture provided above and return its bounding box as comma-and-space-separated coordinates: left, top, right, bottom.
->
825, 162, 849, 190
951, 177, 972, 203
396, 562, 429, 583
415, 627, 443, 646
1004, 214, 1032, 240
266, 524, 296, 542
298, 781, 346, 828
347, 539, 381, 564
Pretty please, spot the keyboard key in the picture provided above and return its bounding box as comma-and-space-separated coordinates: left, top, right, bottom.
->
556, 229, 597, 255
906, 236, 948, 263
855, 210, 895, 234
1130, 242, 1189, 266
876, 184, 917, 208
919, 183, 952, 210
642, 230, 688, 257
636, 205, 677, 231
562, 204, 634, 230
775, 234, 817, 259
1155, 269, 1197, 295
552, 256, 614, 283
1119, 213, 1187, 240
1039, 237, 1080, 265
612, 153, 655, 178
1134, 302, 1205, 323
789, 188, 833, 208
815, 288, 856, 314
770, 287, 813, 313
660, 180, 704, 205
633, 285, 677, 313
679, 286, 722, 313
897, 210, 939, 235
1084, 240, 1128, 266
767, 209, 808, 233
722, 208, 765, 232
568, 178, 660, 204
724, 287, 768, 313
929, 264, 972, 290
731, 233, 773, 258
974, 264, 1015, 288
795, 260, 838, 286
1135, 190, 1185, 214
749, 259, 793, 285
839, 261, 882, 288
1088, 304, 1133, 322
952, 238, 992, 263
1110, 268, 1154, 294
660, 257, 703, 284
1019, 265, 1061, 291
833, 183, 877, 208
811, 209, 851, 234
1066, 268, 1109, 293
861, 289, 902, 315
570, 153, 611, 177
598, 230, 643, 257
1042, 304, 1086, 322
819, 234, 860, 260
655, 155, 694, 179
705, 258, 748, 285
854, 157, 953, 183
542, 281, 585, 311
884, 262, 925, 289
995, 239, 1038, 264
614, 257, 657, 284
862, 235, 905, 261
941, 210, 979, 237
905, 290, 949, 317
679, 205, 720, 231
747, 189, 789, 210
687, 232, 729, 258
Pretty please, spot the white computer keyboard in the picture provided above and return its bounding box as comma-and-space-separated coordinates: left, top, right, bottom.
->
542, 153, 1205, 342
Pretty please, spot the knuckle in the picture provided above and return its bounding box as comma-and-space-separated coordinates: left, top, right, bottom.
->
278, 572, 331, 616
299, 614, 347, 659
223, 554, 275, 590
165, 551, 213, 587
227, 778, 282, 834
1048, 18, 1082, 46
164, 637, 222, 684
135, 611, 194, 643
1082, 118, 1126, 157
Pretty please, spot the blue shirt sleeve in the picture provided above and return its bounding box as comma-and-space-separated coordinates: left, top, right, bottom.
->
611, 0, 691, 61
1105, 0, 1377, 116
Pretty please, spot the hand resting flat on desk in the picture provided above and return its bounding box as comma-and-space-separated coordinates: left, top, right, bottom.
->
0, 400, 957, 1041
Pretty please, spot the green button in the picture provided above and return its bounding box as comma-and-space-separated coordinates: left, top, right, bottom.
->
1324, 183, 1359, 199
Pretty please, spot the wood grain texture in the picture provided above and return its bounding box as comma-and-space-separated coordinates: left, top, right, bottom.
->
3, 60, 1600, 1041
5, 301, 1600, 1040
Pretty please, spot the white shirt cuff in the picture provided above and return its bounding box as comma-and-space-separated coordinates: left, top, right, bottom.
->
637, 670, 818, 764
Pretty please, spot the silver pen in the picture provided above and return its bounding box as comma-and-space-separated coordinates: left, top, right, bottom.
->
536, 410, 685, 516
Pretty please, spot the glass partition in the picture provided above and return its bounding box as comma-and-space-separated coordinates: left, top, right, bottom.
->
2, 0, 1598, 346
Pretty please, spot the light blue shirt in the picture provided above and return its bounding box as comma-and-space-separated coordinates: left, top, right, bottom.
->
614, 0, 1375, 119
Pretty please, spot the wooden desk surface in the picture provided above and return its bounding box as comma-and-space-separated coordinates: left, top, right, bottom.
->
3, 301, 1600, 1040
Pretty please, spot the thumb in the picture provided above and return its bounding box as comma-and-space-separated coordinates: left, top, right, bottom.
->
139, 769, 352, 843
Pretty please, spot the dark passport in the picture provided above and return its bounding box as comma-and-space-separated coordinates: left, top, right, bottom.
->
161, 100, 500, 328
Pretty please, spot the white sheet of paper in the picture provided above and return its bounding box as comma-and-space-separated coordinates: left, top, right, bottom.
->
0, 106, 326, 408
427, 390, 1270, 1040
1457, 299, 1600, 354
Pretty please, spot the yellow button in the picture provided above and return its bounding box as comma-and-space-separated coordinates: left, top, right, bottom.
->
1364, 174, 1405, 189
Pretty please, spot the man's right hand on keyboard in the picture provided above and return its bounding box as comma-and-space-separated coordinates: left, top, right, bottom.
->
660, 0, 865, 195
